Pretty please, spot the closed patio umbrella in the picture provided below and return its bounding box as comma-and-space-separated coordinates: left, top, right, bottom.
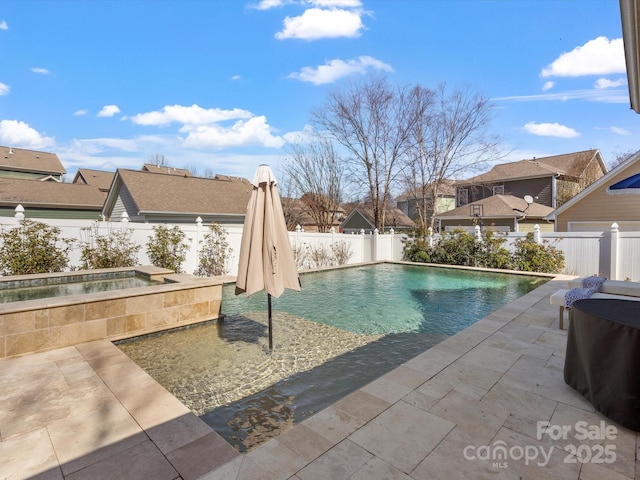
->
235, 164, 300, 350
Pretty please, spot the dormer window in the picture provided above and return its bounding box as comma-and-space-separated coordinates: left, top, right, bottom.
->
492, 185, 504, 195
607, 173, 640, 194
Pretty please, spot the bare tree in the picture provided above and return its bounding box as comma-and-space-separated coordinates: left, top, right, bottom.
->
311, 75, 418, 231
281, 137, 344, 232
403, 83, 502, 231
609, 149, 638, 170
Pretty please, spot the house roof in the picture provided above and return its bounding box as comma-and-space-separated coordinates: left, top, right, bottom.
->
343, 206, 415, 229
73, 169, 116, 191
0, 146, 66, 176
396, 180, 457, 202
141, 163, 192, 176
0, 177, 106, 210
547, 150, 640, 219
281, 197, 345, 226
436, 194, 554, 219
103, 169, 253, 216
457, 149, 604, 185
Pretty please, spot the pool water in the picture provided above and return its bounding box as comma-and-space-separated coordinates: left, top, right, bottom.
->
117, 263, 547, 451
0, 275, 158, 304
222, 263, 547, 336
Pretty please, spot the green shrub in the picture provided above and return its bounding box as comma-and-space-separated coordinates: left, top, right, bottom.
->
0, 220, 71, 275
512, 233, 565, 273
402, 229, 432, 263
146, 225, 190, 273
79, 225, 140, 269
194, 223, 233, 276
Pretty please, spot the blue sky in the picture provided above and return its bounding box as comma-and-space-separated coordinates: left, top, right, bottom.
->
0, 0, 636, 184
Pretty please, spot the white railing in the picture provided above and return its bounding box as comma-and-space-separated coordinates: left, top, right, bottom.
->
2, 206, 639, 281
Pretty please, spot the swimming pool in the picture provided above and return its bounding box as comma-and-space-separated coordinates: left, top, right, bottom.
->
116, 263, 547, 451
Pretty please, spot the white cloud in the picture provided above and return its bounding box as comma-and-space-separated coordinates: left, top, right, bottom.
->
311, 0, 362, 6
0, 120, 55, 148
0, 20, 7, 30
494, 88, 628, 104
31, 67, 50, 75
276, 8, 364, 40
0, 82, 9, 95
131, 104, 253, 126
74, 109, 88, 116
594, 77, 626, 89
610, 126, 631, 135
97, 105, 121, 117
182, 116, 285, 149
282, 124, 316, 143
231, 74, 241, 81
523, 121, 580, 138
249, 0, 289, 10
542, 81, 554, 91
541, 36, 625, 78
289, 55, 392, 84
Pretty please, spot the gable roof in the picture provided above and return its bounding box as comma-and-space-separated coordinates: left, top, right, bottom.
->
73, 169, 116, 191
103, 169, 253, 217
437, 194, 554, 219
548, 150, 640, 219
0, 177, 105, 210
395, 180, 457, 202
0, 146, 66, 176
141, 163, 192, 176
457, 149, 604, 185
342, 206, 415, 230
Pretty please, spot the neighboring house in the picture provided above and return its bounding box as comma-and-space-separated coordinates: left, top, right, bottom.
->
281, 197, 345, 232
72, 169, 116, 195
454, 150, 607, 210
436, 194, 555, 233
396, 181, 456, 226
0, 177, 106, 219
548, 150, 640, 232
141, 163, 192, 176
0, 145, 66, 181
102, 169, 252, 224
341, 207, 415, 234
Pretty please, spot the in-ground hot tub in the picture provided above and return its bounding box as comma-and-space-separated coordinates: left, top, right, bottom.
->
0, 266, 223, 358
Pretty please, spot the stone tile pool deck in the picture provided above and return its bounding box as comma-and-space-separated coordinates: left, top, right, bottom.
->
1, 274, 638, 479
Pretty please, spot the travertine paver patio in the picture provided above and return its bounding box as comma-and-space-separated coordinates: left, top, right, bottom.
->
0, 274, 638, 479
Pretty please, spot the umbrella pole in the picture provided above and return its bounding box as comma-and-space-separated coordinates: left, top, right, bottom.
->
267, 293, 273, 351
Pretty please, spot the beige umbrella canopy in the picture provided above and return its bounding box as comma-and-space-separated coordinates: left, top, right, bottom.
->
235, 165, 300, 349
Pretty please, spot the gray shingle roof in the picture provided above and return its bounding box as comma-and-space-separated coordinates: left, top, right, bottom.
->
0, 146, 66, 175
0, 177, 105, 209
437, 194, 554, 218
113, 169, 253, 215
73, 169, 115, 191
141, 163, 192, 176
458, 149, 601, 185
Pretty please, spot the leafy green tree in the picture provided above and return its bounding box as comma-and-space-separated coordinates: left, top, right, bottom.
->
146, 225, 190, 273
0, 220, 71, 275
79, 225, 140, 269
194, 223, 233, 276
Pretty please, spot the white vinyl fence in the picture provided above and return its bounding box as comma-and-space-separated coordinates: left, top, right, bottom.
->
2, 209, 639, 282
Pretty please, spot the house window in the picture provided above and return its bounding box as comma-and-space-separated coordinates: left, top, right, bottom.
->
492, 185, 504, 195
457, 188, 469, 206
607, 173, 640, 194
470, 204, 483, 217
